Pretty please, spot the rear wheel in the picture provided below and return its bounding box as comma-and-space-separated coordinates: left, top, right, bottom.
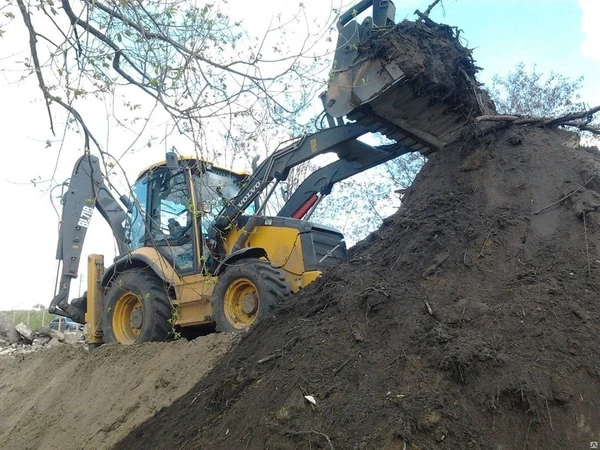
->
102, 268, 172, 344
213, 258, 290, 332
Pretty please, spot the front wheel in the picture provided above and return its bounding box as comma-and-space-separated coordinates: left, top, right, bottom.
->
102, 268, 173, 344
213, 259, 291, 332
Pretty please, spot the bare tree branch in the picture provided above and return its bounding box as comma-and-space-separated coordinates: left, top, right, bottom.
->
16, 0, 55, 134
17, 0, 102, 151
415, 0, 444, 25
422, 0, 444, 18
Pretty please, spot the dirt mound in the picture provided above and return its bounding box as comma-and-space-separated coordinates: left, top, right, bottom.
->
0, 334, 235, 450
115, 125, 600, 450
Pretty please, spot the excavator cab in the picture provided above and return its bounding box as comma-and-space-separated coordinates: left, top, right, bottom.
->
126, 160, 247, 276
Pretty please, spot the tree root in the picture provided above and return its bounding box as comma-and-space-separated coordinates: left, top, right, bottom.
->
476, 106, 600, 135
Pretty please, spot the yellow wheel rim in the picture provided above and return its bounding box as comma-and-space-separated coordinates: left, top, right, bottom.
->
113, 292, 143, 345
224, 278, 260, 330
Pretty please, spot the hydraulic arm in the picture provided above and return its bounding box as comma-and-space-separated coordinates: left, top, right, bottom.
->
49, 154, 129, 322
278, 140, 411, 219
211, 121, 414, 255
214, 122, 367, 228
209, 122, 367, 253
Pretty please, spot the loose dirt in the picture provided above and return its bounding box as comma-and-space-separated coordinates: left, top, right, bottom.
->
333, 18, 495, 154
113, 19, 600, 449
113, 125, 600, 450
0, 334, 235, 450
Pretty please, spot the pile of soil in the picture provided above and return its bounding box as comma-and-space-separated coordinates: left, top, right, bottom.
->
365, 18, 490, 115
115, 124, 600, 450
0, 334, 234, 450
112, 13, 599, 450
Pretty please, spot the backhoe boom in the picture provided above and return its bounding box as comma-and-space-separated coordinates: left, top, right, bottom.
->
50, 154, 129, 322
278, 140, 411, 218
214, 122, 367, 231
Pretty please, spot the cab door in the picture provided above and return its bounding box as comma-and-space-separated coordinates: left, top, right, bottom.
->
139, 167, 202, 275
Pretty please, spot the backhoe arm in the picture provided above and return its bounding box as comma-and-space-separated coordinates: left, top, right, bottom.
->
214, 122, 367, 232
49, 154, 129, 322
278, 140, 411, 219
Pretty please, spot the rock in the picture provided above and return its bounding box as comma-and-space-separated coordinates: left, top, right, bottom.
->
15, 323, 36, 343
46, 338, 62, 347
37, 327, 52, 336
0, 323, 87, 359
0, 315, 19, 344
49, 330, 65, 342
33, 337, 52, 346
63, 332, 81, 344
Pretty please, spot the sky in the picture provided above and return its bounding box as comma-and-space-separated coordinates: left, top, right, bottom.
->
0, 0, 598, 311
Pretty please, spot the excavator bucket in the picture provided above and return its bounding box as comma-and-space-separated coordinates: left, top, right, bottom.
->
325, 0, 494, 155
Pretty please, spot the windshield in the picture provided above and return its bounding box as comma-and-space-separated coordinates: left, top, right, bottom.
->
193, 165, 246, 235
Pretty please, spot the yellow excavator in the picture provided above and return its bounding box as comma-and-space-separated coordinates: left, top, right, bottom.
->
49, 0, 453, 345
50, 119, 411, 345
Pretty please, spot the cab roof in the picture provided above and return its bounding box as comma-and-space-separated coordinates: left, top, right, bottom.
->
137, 156, 249, 180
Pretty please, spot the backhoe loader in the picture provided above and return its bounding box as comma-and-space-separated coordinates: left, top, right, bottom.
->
50, 119, 413, 344
49, 0, 445, 345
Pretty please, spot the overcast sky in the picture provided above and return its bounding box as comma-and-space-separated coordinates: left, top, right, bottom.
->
0, 0, 598, 311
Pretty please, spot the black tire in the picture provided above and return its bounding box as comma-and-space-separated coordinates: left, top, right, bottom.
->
213, 258, 291, 332
102, 268, 173, 344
